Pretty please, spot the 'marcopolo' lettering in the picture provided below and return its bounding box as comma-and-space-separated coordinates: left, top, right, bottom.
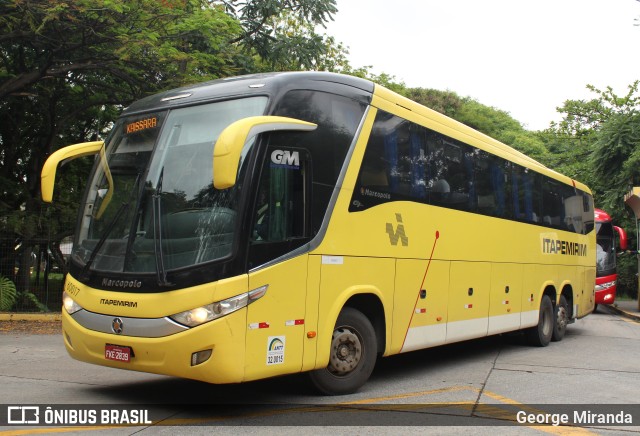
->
542, 238, 587, 256
101, 278, 142, 289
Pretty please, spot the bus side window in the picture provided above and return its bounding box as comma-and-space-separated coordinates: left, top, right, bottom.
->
475, 150, 501, 216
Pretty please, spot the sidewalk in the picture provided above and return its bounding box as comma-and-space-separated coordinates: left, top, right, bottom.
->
606, 299, 640, 322
0, 312, 61, 322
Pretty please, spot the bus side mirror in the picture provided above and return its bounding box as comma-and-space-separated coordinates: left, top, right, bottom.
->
614, 225, 628, 251
41, 141, 104, 202
213, 116, 317, 189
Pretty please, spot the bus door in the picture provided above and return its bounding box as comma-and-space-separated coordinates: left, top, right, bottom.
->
244, 145, 311, 381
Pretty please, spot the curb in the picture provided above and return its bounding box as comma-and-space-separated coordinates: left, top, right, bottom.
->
0, 313, 62, 322
604, 304, 640, 323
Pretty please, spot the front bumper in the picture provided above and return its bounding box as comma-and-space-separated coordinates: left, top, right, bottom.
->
595, 274, 617, 305
61, 308, 247, 384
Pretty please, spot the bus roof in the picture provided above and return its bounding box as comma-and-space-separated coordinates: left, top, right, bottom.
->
121, 71, 589, 195
595, 209, 612, 222
371, 83, 590, 194
122, 71, 374, 116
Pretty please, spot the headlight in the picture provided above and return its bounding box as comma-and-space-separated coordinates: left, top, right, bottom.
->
62, 291, 83, 315
170, 285, 268, 328
595, 280, 616, 292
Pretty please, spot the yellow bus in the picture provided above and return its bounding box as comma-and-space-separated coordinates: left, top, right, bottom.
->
41, 72, 595, 395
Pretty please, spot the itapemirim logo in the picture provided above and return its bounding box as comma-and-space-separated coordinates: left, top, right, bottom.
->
386, 213, 409, 246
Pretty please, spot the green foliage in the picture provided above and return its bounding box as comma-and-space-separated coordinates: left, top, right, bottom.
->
249, 9, 348, 72
456, 100, 522, 137
16, 290, 50, 313
223, 0, 339, 72
0, 275, 17, 311
0, 0, 338, 296
406, 87, 548, 163
3, 0, 639, 306
546, 82, 640, 203
616, 254, 638, 298
337, 65, 407, 95
592, 112, 640, 207
405, 88, 463, 118
0, 0, 245, 248
547, 81, 640, 297
552, 82, 640, 138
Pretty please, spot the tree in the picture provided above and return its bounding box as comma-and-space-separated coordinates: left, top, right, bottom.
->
221, 0, 337, 70
245, 9, 348, 72
551, 81, 640, 138
0, 0, 338, 302
543, 81, 640, 297
1, 0, 244, 297
405, 88, 463, 118
544, 82, 640, 207
592, 112, 640, 210
406, 88, 548, 163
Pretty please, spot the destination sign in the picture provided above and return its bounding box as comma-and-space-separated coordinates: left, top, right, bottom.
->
125, 117, 157, 134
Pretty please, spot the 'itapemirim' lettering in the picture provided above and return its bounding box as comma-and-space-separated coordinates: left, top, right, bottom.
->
100, 299, 138, 308
542, 238, 587, 256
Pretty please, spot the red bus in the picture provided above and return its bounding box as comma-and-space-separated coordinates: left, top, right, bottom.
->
594, 208, 627, 309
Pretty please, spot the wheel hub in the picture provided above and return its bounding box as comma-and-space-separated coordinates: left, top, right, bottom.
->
328, 327, 362, 375
557, 306, 568, 330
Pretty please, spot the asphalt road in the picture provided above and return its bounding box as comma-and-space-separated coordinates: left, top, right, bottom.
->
1, 306, 640, 435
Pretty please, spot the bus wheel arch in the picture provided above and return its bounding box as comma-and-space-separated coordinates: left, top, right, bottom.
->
309, 305, 378, 395
343, 293, 386, 355
526, 287, 555, 347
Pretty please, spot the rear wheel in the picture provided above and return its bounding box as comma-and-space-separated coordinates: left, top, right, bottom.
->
552, 295, 569, 342
526, 295, 553, 347
309, 307, 377, 395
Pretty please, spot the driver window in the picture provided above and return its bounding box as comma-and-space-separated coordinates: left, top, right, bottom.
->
249, 146, 309, 267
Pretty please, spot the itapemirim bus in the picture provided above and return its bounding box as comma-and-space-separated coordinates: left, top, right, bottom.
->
41, 72, 595, 395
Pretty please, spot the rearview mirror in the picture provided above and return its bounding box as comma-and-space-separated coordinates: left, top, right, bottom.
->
41, 141, 105, 202
213, 116, 317, 189
614, 225, 628, 251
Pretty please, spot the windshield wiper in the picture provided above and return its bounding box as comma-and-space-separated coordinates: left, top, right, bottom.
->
152, 167, 173, 287
80, 201, 130, 281
80, 173, 142, 280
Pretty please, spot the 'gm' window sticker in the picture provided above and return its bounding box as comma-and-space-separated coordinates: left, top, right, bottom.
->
270, 149, 300, 169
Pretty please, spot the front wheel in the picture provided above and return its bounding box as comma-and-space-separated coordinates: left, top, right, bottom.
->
525, 295, 553, 347
309, 307, 377, 395
552, 295, 569, 342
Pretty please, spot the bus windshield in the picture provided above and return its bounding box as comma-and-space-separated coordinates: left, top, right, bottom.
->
596, 221, 616, 276
72, 97, 268, 275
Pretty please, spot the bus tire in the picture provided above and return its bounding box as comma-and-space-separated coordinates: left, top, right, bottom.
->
309, 307, 377, 395
526, 295, 553, 347
552, 295, 569, 342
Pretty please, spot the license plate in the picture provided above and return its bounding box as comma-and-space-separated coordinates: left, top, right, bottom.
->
105, 344, 132, 363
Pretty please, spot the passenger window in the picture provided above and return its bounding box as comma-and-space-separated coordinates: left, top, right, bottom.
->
349, 108, 591, 235
475, 150, 498, 216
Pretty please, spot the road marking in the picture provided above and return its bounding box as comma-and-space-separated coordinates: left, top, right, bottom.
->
340, 385, 470, 404
0, 387, 602, 433
618, 316, 640, 325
